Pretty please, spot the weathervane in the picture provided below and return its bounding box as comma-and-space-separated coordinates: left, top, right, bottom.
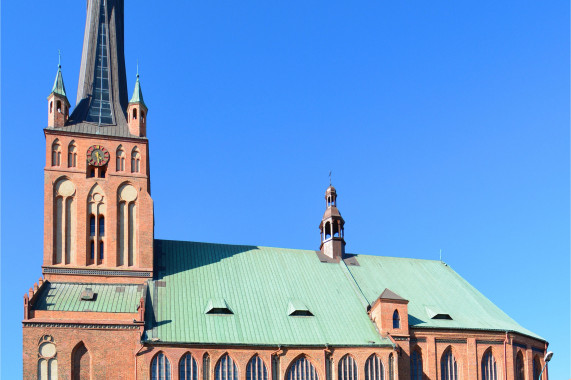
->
329, 171, 332, 186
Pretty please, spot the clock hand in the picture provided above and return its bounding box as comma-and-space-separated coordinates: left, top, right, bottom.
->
96, 152, 102, 163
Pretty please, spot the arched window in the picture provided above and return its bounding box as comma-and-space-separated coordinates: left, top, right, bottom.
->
533, 356, 542, 380
131, 147, 141, 173
410, 349, 422, 380
388, 354, 394, 380
324, 222, 331, 239
338, 355, 357, 380
141, 111, 146, 122
481, 350, 497, 380
133, 108, 138, 120
88, 184, 106, 265
38, 335, 58, 380
203, 353, 211, 380
68, 142, 77, 168
52, 139, 61, 166
72, 342, 90, 380
54, 178, 76, 265
116, 146, 126, 171
180, 353, 198, 380
287, 356, 318, 380
247, 355, 268, 380
392, 310, 400, 329
215, 354, 238, 380
441, 349, 458, 380
151, 352, 171, 380
50, 101, 53, 114
118, 183, 138, 266
515, 352, 525, 380
365, 355, 384, 380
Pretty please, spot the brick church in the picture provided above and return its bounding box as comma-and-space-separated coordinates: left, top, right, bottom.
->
23, 1, 550, 379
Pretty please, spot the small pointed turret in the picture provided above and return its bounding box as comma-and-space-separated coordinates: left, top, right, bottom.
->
127, 73, 148, 137
319, 185, 346, 260
47, 63, 70, 128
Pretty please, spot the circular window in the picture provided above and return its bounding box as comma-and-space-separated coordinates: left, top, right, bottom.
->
39, 342, 56, 358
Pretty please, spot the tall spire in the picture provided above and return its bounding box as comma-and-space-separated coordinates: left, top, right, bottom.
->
70, 0, 128, 130
129, 73, 146, 108
50, 63, 67, 98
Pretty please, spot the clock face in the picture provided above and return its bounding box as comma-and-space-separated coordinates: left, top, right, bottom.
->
86, 145, 110, 167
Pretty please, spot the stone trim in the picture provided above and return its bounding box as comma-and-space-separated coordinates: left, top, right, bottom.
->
435, 339, 467, 344
43, 267, 151, 277
476, 340, 504, 345
23, 322, 139, 330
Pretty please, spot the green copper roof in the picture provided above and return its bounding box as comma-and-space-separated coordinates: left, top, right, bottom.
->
145, 240, 543, 345
33, 282, 144, 313
145, 240, 391, 346
129, 74, 147, 108
49, 65, 67, 99
345, 254, 543, 340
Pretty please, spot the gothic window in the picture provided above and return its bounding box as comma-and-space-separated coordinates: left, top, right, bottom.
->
271, 355, 280, 380
88, 184, 106, 265
151, 352, 171, 380
215, 354, 238, 380
141, 110, 146, 122
482, 350, 497, 380
338, 355, 357, 380
392, 310, 400, 329
180, 353, 198, 380
68, 141, 77, 168
118, 183, 138, 266
116, 146, 126, 171
515, 352, 525, 380
56, 100, 62, 113
388, 354, 394, 380
287, 357, 318, 380
54, 178, 76, 265
247, 355, 268, 380
364, 355, 384, 380
203, 353, 211, 380
410, 349, 422, 380
52, 139, 61, 166
324, 222, 331, 240
38, 335, 58, 380
133, 108, 138, 120
440, 349, 458, 380
131, 147, 141, 173
72, 342, 91, 380
533, 356, 542, 380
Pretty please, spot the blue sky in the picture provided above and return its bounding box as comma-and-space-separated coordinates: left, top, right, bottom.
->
2, 1, 569, 378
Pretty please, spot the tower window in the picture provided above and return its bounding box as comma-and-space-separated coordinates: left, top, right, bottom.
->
90, 215, 96, 236
68, 142, 77, 168
131, 148, 141, 173
50, 101, 53, 114
116, 146, 126, 171
51, 140, 61, 166
99, 216, 105, 236
56, 100, 62, 113
133, 108, 137, 120
393, 310, 400, 329
141, 111, 145, 122
99, 241, 104, 260
90, 241, 95, 260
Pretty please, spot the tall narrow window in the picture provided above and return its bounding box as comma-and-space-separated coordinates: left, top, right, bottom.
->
287, 357, 318, 380
365, 355, 384, 380
388, 354, 394, 380
338, 355, 357, 380
38, 336, 58, 380
90, 216, 96, 236
68, 142, 77, 168
271, 355, 280, 380
88, 184, 106, 265
151, 352, 171, 380
392, 310, 400, 329
410, 350, 422, 380
72, 342, 91, 380
481, 350, 497, 380
515, 352, 524, 380
54, 179, 76, 265
52, 139, 61, 166
90, 241, 95, 260
116, 146, 126, 171
99, 241, 104, 260
180, 353, 198, 380
247, 355, 268, 380
203, 353, 211, 380
99, 216, 105, 236
131, 147, 141, 173
441, 349, 458, 380
215, 354, 238, 380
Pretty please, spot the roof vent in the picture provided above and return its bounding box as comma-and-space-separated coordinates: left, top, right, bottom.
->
80, 288, 96, 301
205, 298, 233, 315
288, 300, 314, 317
425, 305, 452, 320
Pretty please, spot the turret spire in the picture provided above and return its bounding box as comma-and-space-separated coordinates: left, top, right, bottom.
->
47, 58, 70, 128
319, 184, 346, 260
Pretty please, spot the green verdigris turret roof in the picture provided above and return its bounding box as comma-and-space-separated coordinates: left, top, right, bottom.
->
48, 64, 69, 102
129, 74, 147, 109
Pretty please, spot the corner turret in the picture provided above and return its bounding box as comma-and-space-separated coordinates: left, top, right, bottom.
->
127, 73, 147, 137
319, 185, 346, 260
47, 63, 70, 128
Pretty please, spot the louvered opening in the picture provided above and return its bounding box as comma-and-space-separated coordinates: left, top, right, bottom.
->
288, 300, 313, 317
205, 298, 233, 315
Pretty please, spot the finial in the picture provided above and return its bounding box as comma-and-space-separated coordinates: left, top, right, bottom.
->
58, 49, 61, 68
136, 60, 139, 79
329, 171, 332, 186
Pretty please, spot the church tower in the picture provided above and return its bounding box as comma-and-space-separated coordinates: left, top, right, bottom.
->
319, 185, 346, 260
42, 0, 153, 283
